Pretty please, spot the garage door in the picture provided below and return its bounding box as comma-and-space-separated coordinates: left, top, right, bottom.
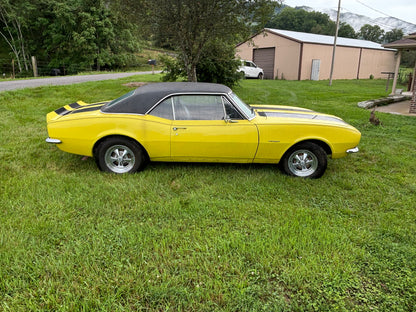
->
253, 48, 275, 79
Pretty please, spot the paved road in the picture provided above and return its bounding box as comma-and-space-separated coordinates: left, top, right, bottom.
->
0, 71, 160, 92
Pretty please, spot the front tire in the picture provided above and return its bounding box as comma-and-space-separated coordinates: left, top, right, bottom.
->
96, 137, 147, 173
258, 72, 264, 79
280, 142, 327, 178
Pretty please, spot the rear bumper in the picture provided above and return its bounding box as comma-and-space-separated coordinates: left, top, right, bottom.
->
346, 147, 359, 153
46, 137, 62, 144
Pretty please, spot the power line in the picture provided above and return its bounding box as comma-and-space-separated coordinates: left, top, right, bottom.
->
340, 7, 396, 31
355, 0, 390, 18
354, 0, 415, 25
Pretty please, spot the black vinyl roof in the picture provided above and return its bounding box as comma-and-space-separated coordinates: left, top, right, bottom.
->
101, 82, 232, 114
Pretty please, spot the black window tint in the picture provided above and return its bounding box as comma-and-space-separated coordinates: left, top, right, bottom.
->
174, 95, 224, 120
149, 98, 173, 120
223, 97, 243, 120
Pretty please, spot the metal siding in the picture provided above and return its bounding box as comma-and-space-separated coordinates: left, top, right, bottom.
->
253, 48, 275, 79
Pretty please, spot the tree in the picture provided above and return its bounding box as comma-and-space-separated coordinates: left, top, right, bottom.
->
161, 40, 242, 87
358, 24, 384, 43
134, 0, 278, 82
338, 23, 357, 39
0, 0, 33, 73
266, 7, 357, 39
37, 0, 141, 73
383, 28, 403, 43
0, 0, 141, 75
401, 51, 416, 68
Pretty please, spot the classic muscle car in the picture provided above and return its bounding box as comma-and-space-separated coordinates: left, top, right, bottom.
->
46, 82, 360, 178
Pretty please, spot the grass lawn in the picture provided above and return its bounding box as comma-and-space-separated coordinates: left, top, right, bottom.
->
0, 76, 415, 311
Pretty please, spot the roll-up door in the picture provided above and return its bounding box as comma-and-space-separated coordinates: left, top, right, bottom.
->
253, 47, 275, 79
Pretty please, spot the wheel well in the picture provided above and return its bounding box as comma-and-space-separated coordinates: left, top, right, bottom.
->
93, 135, 149, 160
293, 140, 332, 156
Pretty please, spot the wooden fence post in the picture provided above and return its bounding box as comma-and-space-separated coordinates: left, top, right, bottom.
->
12, 59, 15, 79
32, 56, 38, 77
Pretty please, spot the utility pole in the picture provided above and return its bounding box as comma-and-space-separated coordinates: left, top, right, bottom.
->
329, 0, 341, 86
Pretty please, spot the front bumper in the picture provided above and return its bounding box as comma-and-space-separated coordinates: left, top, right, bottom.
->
346, 147, 359, 153
46, 137, 62, 144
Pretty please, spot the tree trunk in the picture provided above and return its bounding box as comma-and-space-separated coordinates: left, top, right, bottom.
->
187, 64, 197, 82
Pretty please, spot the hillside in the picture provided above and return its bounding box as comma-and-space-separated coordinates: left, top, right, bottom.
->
297, 5, 416, 35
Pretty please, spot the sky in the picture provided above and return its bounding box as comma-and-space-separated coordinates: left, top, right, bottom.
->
282, 0, 416, 25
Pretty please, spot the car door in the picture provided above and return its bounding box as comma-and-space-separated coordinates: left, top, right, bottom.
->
170, 94, 258, 163
246, 61, 257, 78
145, 97, 173, 160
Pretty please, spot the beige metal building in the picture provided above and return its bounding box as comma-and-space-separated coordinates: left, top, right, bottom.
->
236, 28, 397, 80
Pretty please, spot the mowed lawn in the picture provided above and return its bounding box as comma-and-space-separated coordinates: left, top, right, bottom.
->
0, 75, 415, 311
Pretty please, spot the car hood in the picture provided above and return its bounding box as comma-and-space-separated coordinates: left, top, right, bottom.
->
252, 104, 349, 126
46, 100, 109, 123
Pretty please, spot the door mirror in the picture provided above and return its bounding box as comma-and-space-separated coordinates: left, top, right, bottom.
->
224, 115, 238, 123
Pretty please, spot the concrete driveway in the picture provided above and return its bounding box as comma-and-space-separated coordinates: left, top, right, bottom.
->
374, 100, 416, 116
0, 71, 160, 92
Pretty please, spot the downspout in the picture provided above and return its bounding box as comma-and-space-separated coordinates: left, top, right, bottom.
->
298, 43, 303, 81
357, 48, 362, 79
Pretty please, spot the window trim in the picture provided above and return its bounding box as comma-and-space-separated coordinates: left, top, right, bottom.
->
146, 92, 253, 121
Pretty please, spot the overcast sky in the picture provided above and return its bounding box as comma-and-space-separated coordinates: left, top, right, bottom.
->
282, 0, 416, 25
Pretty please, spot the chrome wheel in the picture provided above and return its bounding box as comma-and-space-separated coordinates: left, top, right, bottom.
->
96, 137, 148, 173
280, 142, 327, 178
287, 149, 318, 177
104, 144, 136, 173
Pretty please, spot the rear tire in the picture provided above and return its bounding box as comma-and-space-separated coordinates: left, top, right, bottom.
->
96, 137, 147, 173
280, 142, 327, 178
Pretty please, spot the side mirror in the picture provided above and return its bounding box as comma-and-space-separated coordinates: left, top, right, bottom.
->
224, 115, 238, 123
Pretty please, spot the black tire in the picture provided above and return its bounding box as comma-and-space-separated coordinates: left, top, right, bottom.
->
280, 142, 327, 178
258, 72, 264, 79
96, 137, 147, 173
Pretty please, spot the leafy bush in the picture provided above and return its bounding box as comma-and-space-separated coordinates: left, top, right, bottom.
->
161, 41, 242, 87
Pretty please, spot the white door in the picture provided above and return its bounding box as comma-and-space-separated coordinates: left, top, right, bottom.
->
311, 59, 321, 81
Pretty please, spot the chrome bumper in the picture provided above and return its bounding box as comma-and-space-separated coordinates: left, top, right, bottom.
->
346, 147, 359, 153
46, 137, 62, 144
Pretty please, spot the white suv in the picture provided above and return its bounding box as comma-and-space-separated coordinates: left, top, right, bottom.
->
238, 60, 264, 79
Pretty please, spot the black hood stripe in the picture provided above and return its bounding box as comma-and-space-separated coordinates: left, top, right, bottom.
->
252, 105, 313, 112
54, 102, 108, 116
55, 107, 70, 116
69, 102, 81, 109
70, 105, 104, 114
262, 111, 347, 124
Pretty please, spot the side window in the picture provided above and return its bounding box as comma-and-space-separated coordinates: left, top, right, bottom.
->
149, 97, 174, 120
223, 96, 243, 120
173, 95, 225, 120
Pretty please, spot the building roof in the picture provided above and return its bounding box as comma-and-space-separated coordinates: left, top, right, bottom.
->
383, 38, 416, 49
265, 28, 395, 51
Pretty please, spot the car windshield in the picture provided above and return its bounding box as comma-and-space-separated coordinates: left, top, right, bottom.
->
104, 90, 135, 109
229, 92, 255, 119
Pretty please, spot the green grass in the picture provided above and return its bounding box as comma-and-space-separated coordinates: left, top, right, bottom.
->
1, 76, 415, 311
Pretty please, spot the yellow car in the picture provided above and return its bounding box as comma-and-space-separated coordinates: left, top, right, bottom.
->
46, 82, 360, 178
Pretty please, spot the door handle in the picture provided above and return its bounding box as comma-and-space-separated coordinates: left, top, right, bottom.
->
173, 127, 187, 131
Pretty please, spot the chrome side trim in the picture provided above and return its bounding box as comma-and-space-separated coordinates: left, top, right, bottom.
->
46, 137, 62, 144
346, 147, 359, 153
